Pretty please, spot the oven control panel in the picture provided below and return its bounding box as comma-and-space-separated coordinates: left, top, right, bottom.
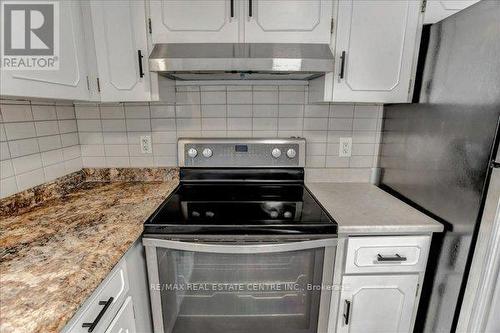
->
178, 138, 306, 168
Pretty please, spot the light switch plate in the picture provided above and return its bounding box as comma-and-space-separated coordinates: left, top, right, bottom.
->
339, 137, 352, 157
140, 135, 152, 154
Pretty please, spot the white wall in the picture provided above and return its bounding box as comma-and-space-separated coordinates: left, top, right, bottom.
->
0, 99, 82, 198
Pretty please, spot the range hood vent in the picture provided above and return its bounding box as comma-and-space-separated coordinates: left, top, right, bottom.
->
149, 43, 334, 81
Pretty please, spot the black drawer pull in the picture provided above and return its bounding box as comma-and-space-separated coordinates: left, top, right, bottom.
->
82, 297, 114, 332
377, 253, 407, 262
343, 299, 351, 325
339, 50, 346, 79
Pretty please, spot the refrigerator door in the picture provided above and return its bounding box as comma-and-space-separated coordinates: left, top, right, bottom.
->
379, 1, 500, 332
457, 146, 500, 332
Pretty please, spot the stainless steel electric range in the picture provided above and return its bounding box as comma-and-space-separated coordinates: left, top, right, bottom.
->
143, 138, 338, 333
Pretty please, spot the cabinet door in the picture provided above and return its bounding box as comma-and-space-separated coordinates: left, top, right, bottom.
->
0, 0, 90, 101
244, 0, 333, 43
337, 275, 419, 333
332, 0, 421, 103
105, 296, 137, 333
424, 0, 479, 24
90, 0, 151, 102
149, 0, 239, 43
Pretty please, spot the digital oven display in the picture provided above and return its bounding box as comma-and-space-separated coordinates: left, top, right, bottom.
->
235, 145, 248, 152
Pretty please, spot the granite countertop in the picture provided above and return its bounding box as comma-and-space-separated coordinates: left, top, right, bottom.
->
0, 168, 179, 333
306, 183, 443, 234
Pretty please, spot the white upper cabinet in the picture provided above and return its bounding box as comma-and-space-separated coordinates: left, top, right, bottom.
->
89, 0, 151, 102
337, 275, 419, 333
423, 0, 479, 24
0, 0, 90, 101
149, 0, 239, 43
332, 0, 422, 103
244, 0, 333, 43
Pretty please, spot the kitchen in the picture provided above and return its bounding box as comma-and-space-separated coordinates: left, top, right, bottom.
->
0, 0, 499, 332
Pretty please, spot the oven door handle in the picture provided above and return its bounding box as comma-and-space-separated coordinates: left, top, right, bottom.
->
143, 237, 337, 253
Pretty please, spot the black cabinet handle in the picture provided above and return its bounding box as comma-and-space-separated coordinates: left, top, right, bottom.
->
82, 297, 114, 332
230, 0, 234, 17
377, 253, 407, 262
249, 0, 253, 17
343, 299, 351, 325
138, 50, 144, 78
339, 51, 346, 79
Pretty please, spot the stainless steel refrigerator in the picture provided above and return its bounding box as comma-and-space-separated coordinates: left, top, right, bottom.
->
379, 1, 500, 332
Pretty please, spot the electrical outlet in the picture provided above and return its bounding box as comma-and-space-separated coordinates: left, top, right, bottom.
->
339, 137, 352, 157
140, 135, 152, 154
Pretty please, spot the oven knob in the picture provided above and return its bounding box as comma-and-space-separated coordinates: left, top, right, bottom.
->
286, 148, 297, 159
271, 148, 282, 159
269, 210, 279, 219
205, 211, 215, 218
187, 148, 198, 158
284, 211, 293, 218
202, 148, 213, 158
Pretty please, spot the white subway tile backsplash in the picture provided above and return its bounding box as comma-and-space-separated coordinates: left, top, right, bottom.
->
278, 118, 303, 131
330, 104, 354, 118
201, 105, 226, 118
77, 119, 102, 132
202, 118, 226, 131
228, 118, 252, 131
61, 133, 79, 147
55, 106, 76, 120
58, 120, 77, 133
32, 105, 57, 120
228, 105, 252, 117
227, 91, 252, 104
79, 132, 103, 145
279, 91, 305, 104
101, 119, 126, 132
253, 118, 278, 131
4, 122, 37, 140
125, 105, 150, 118
152, 119, 176, 132
1, 104, 33, 122
75, 105, 100, 119
0, 85, 384, 197
16, 168, 45, 191
126, 119, 151, 132
0, 177, 18, 197
253, 104, 278, 117
201, 91, 226, 104
100, 105, 125, 119
253, 91, 278, 104
41, 149, 64, 166
8, 138, 39, 158
279, 105, 304, 117
304, 118, 328, 131
0, 160, 14, 179
38, 135, 62, 152
151, 105, 175, 118
176, 105, 201, 118
12, 153, 43, 174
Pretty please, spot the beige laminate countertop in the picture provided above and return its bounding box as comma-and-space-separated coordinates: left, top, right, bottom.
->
306, 183, 444, 234
0, 169, 179, 333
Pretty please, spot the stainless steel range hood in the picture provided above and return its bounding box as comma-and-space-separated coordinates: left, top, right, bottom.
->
149, 43, 334, 81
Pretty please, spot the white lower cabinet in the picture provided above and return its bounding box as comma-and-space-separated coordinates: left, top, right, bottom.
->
337, 274, 419, 333
105, 297, 137, 333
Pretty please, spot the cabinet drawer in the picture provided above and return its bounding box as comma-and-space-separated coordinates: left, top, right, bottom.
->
105, 296, 136, 333
345, 236, 431, 274
66, 262, 130, 333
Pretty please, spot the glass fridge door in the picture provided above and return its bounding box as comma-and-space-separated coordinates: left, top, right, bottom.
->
144, 238, 337, 333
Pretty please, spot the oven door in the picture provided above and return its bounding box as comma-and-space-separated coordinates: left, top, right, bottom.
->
143, 237, 337, 333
